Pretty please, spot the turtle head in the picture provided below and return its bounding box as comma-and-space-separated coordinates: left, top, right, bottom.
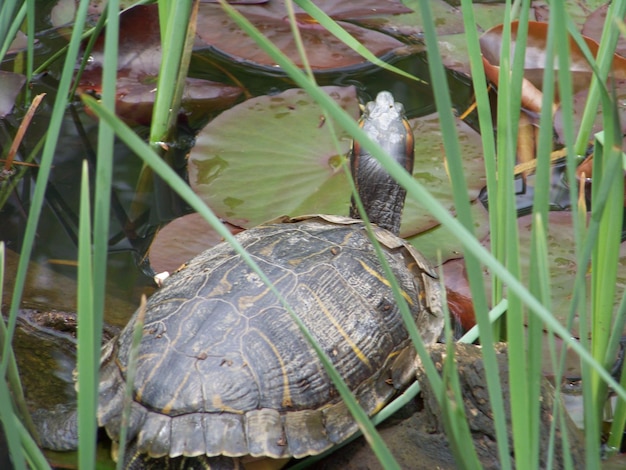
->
349, 91, 415, 235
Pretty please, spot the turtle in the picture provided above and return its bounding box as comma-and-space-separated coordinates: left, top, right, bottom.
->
37, 91, 444, 469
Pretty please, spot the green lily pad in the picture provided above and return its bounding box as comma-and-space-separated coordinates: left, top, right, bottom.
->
189, 86, 359, 227
483, 211, 626, 337
400, 112, 487, 236
407, 201, 490, 266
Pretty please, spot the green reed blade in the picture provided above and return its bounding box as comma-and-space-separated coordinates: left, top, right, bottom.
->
77, 160, 97, 468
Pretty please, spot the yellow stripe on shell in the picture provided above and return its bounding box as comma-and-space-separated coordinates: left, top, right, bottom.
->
301, 284, 372, 370
358, 260, 414, 306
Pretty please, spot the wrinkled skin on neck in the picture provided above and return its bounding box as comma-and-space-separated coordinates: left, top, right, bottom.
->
349, 91, 415, 235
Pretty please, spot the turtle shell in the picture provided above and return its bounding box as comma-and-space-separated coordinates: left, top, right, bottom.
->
97, 214, 443, 464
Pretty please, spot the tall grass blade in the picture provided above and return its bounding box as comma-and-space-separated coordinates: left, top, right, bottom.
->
0, 380, 26, 470
605, 290, 626, 451
149, 1, 194, 146
0, 2, 26, 62
25, 0, 34, 97
77, 160, 97, 468
590, 130, 624, 406
77, 0, 121, 466
586, 120, 624, 462
527, 13, 559, 469
438, 275, 481, 468
494, 6, 534, 465
0, 243, 27, 470
1, 0, 91, 381
529, 214, 560, 468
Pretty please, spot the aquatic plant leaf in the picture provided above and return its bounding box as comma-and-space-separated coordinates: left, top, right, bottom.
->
7, 31, 29, 54
400, 112, 487, 236
532, 0, 604, 32
553, 80, 626, 145
582, 3, 626, 59
149, 213, 244, 274
348, 0, 465, 39
77, 4, 242, 126
0, 71, 26, 117
480, 21, 626, 108
481, 212, 626, 337
407, 202, 490, 266
438, 211, 626, 337
189, 86, 359, 228
349, 1, 507, 77
88, 1, 139, 16
195, 1, 406, 70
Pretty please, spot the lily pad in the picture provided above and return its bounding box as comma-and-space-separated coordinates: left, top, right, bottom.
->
531, 0, 601, 30
77, 4, 242, 126
50, 0, 77, 27
481, 211, 626, 337
346, 0, 508, 77
553, 80, 626, 148
431, 211, 626, 339
350, 0, 465, 39
582, 3, 626, 59
189, 86, 359, 228
149, 213, 244, 274
407, 201, 490, 265
195, 1, 407, 71
480, 20, 626, 105
7, 31, 29, 54
400, 112, 487, 236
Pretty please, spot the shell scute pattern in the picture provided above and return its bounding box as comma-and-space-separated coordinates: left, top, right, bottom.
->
98, 216, 443, 461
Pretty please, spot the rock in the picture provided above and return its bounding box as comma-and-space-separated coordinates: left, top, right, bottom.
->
311, 343, 584, 470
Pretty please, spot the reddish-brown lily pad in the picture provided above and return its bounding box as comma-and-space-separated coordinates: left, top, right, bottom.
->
480, 21, 626, 109
407, 201, 490, 266
77, 4, 242, 126
195, 0, 408, 70
582, 3, 626, 59
148, 213, 244, 274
